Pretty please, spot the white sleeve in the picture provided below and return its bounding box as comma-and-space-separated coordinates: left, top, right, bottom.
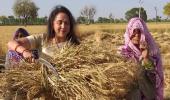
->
26, 35, 36, 49
26, 34, 43, 49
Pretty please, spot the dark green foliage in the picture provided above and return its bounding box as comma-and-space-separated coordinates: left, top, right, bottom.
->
164, 2, 170, 17
125, 7, 147, 21
13, 0, 39, 25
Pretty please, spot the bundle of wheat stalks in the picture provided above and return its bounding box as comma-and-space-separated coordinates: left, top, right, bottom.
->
1, 32, 141, 100
0, 62, 43, 100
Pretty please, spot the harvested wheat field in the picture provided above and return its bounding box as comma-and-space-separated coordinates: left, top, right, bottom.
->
0, 25, 170, 99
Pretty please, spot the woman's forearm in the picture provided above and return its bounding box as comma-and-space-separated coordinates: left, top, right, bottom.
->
8, 40, 22, 51
7, 38, 31, 54
8, 38, 35, 63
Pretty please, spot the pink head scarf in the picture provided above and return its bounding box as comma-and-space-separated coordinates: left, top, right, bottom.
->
120, 17, 163, 99
123, 17, 159, 59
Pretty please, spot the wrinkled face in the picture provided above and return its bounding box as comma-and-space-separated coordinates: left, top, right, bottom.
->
53, 12, 70, 40
130, 28, 141, 45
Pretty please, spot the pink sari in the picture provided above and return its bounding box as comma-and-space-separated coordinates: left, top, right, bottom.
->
119, 17, 164, 100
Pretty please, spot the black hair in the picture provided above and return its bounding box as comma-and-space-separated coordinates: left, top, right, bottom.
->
46, 5, 79, 45
13, 28, 29, 39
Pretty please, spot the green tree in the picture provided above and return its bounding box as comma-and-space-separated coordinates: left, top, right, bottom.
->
77, 16, 87, 24
13, 0, 39, 25
109, 13, 114, 23
8, 16, 15, 19
0, 16, 7, 24
163, 2, 170, 18
0, 16, 7, 20
125, 7, 147, 21
97, 17, 110, 23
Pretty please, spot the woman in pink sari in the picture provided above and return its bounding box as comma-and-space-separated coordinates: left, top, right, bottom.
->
119, 17, 163, 100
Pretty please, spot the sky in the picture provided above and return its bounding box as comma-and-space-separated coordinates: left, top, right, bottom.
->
0, 0, 169, 20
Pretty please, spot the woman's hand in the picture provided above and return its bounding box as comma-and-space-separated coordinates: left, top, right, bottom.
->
139, 42, 154, 70
140, 41, 149, 59
22, 50, 35, 63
